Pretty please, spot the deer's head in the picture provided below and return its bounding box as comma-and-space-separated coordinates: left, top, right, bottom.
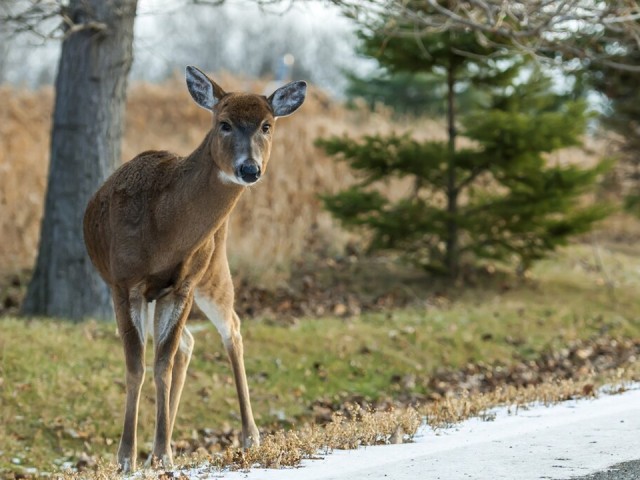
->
186, 66, 306, 186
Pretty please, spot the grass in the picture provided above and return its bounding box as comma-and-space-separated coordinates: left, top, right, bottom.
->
1, 241, 639, 477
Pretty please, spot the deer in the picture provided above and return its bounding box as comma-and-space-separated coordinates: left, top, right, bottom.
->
82, 66, 306, 472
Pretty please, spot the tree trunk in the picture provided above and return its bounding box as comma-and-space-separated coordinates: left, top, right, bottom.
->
22, 0, 138, 321
444, 60, 459, 279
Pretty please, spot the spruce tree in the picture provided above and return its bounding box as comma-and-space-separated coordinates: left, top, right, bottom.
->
318, 23, 610, 277
354, 26, 511, 276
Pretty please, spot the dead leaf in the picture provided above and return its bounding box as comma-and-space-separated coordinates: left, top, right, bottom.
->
333, 303, 347, 316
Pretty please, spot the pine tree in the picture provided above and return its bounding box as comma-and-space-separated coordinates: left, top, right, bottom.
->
318, 22, 610, 277
346, 70, 484, 117
356, 25, 508, 276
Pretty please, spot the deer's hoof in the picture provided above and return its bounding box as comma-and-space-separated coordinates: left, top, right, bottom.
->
243, 428, 261, 449
118, 457, 135, 474
145, 452, 174, 470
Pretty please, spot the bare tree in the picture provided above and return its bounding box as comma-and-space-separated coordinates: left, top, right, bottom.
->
331, 0, 640, 72
3, 0, 138, 320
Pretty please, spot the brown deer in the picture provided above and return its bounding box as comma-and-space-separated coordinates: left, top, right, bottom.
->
83, 66, 306, 472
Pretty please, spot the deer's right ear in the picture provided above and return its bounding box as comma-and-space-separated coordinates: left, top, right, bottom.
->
186, 66, 226, 111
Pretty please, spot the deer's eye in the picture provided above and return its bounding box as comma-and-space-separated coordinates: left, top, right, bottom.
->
262, 123, 271, 134
219, 121, 232, 132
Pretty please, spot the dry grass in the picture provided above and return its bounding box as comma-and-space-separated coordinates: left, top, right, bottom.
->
0, 75, 615, 285
0, 74, 425, 284
0, 85, 52, 274
209, 406, 422, 470
58, 369, 640, 479
56, 406, 422, 479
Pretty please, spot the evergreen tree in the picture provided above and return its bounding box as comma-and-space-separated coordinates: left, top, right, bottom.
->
318, 23, 610, 277
346, 71, 444, 116
346, 70, 485, 117
356, 24, 515, 276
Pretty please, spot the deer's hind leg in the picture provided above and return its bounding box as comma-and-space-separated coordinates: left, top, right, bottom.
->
113, 286, 149, 473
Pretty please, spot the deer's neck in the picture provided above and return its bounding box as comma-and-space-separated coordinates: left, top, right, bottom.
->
176, 132, 245, 239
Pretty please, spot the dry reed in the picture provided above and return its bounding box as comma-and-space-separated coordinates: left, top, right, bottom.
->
0, 75, 611, 284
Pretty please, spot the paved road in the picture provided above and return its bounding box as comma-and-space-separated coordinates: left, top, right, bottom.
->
568, 459, 640, 480
182, 386, 640, 480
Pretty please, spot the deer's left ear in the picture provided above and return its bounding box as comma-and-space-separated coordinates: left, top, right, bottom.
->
268, 81, 307, 117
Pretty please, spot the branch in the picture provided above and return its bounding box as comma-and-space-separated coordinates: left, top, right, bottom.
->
192, 0, 226, 5
60, 11, 107, 38
333, 0, 640, 72
456, 164, 491, 191
1, 0, 108, 40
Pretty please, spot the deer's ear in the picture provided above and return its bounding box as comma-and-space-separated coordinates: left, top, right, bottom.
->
268, 81, 307, 117
186, 66, 226, 111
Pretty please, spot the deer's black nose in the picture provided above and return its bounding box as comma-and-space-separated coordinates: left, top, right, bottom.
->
238, 162, 261, 184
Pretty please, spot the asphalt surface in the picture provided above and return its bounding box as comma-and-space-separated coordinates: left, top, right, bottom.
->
567, 459, 640, 480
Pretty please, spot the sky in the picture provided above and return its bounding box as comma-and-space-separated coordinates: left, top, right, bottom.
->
1, 0, 368, 96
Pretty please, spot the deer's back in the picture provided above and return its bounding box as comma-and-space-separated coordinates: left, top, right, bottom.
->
83, 150, 186, 286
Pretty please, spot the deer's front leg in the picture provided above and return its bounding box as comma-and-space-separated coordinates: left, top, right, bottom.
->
195, 291, 260, 448
149, 290, 193, 468
113, 288, 148, 473
168, 327, 194, 438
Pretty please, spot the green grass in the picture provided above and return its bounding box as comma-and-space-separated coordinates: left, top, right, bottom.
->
1, 242, 639, 476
